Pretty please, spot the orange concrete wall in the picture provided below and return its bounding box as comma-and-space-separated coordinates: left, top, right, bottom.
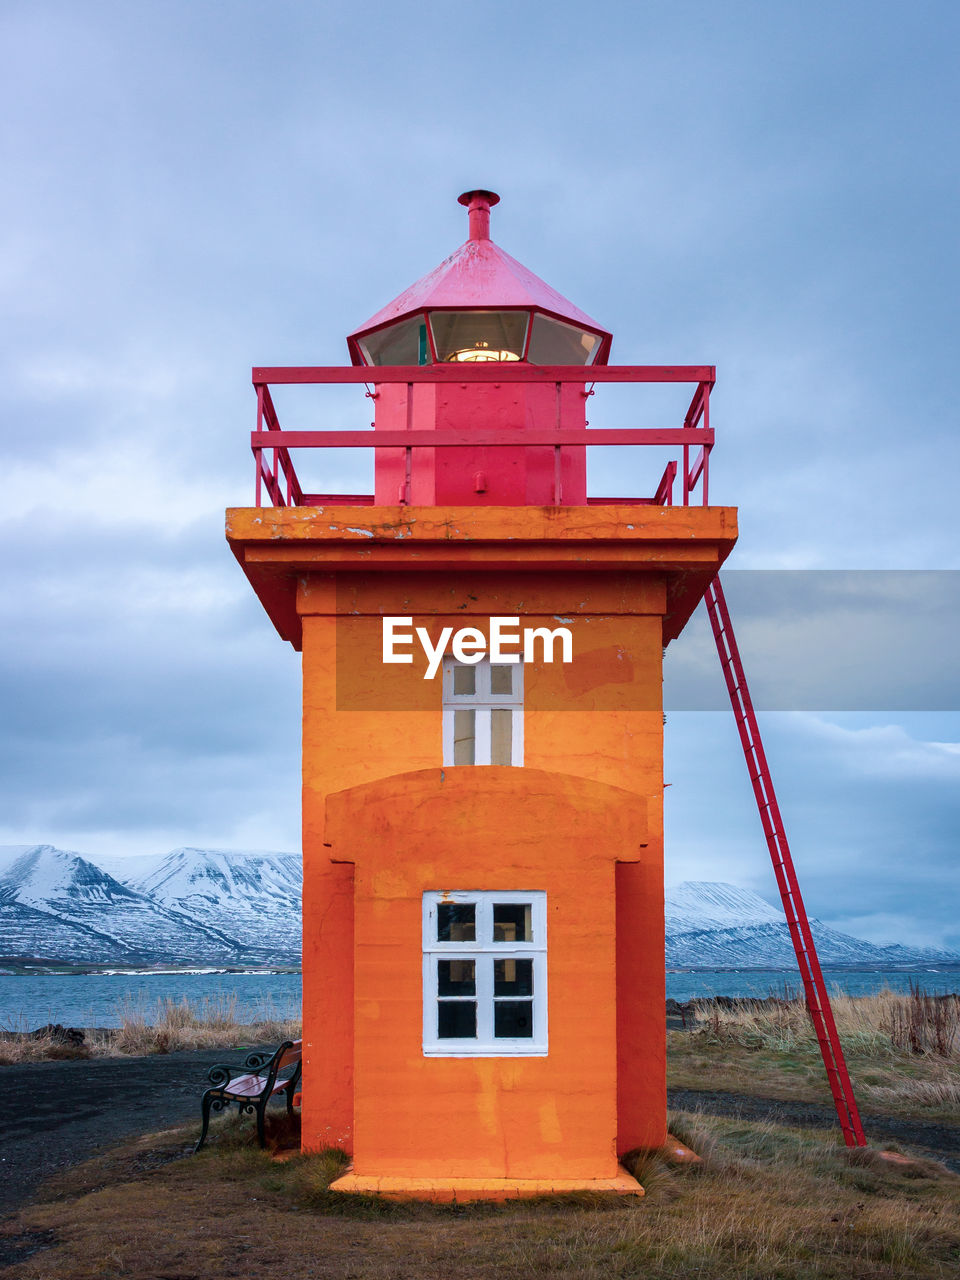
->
300, 613, 436, 1151
324, 768, 648, 1180
229, 503, 740, 1166
616, 859, 666, 1151
299, 573, 667, 1156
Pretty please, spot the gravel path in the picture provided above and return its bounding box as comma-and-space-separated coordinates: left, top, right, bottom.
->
0, 1047, 268, 1215
0, 1055, 955, 1221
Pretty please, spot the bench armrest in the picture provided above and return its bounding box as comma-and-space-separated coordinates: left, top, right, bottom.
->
205, 1045, 287, 1089
206, 1063, 234, 1088
243, 1049, 276, 1071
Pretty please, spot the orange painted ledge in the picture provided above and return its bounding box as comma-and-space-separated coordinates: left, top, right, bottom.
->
877, 1150, 925, 1171
663, 1133, 702, 1165
327, 1167, 644, 1202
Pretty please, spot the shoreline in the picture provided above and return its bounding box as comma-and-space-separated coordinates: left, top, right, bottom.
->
2, 989, 958, 1041
0, 964, 302, 977
3, 969, 958, 1034
4, 963, 960, 978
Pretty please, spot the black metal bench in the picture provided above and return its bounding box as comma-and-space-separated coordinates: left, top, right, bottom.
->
195, 1039, 302, 1152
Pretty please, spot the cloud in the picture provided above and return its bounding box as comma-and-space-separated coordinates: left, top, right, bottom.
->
793, 716, 960, 782
664, 710, 960, 950
0, 512, 302, 856
664, 572, 960, 711
1, 0, 958, 956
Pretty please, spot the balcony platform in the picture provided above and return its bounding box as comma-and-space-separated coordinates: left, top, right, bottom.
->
226, 502, 737, 650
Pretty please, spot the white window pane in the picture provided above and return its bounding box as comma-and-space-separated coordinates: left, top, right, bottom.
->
493, 902, 532, 942
438, 1002, 477, 1038
494, 958, 533, 995
453, 664, 476, 695
490, 709, 512, 765
494, 1001, 534, 1038
437, 902, 476, 942
438, 959, 476, 995
454, 709, 476, 765
489, 664, 513, 695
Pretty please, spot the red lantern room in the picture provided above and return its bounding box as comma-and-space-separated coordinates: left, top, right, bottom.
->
348, 190, 612, 506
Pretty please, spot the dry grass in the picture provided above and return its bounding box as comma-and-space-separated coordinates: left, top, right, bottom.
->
0, 995, 301, 1063
102, 994, 301, 1055
673, 988, 960, 1123
0, 1033, 91, 1064
2, 1106, 957, 1280
693, 988, 960, 1059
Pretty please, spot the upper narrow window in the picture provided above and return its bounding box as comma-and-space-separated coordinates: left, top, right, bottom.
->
442, 657, 523, 766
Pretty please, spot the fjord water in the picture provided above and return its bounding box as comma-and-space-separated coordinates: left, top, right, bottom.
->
0, 971, 304, 1030
2, 969, 959, 1030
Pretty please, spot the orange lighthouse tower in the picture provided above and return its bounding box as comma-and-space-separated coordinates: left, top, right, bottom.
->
228, 191, 737, 1198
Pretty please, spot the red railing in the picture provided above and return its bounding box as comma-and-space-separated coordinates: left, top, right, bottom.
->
250, 365, 715, 508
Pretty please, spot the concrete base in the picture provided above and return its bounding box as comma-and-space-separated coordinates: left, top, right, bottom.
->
328, 1166, 645, 1202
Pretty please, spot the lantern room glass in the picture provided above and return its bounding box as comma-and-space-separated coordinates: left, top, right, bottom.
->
527, 313, 602, 365
357, 315, 431, 366
356, 308, 604, 367
430, 311, 528, 363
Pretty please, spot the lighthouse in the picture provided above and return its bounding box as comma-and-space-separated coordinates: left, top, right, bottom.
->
227, 191, 736, 1198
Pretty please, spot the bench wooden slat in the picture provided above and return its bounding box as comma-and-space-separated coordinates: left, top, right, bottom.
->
224, 1072, 296, 1098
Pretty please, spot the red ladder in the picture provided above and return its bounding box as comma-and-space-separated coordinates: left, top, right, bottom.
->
704, 574, 867, 1147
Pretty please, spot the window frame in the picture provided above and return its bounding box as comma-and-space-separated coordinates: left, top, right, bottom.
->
422, 891, 548, 1057
441, 657, 524, 766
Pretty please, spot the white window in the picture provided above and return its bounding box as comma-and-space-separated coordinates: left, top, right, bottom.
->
441, 657, 523, 766
422, 891, 547, 1056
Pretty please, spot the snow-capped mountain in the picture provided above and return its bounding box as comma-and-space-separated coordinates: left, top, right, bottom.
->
665, 881, 782, 934
0, 846, 37, 874
0, 845, 249, 966
121, 848, 301, 962
664, 881, 960, 969
1, 849, 956, 970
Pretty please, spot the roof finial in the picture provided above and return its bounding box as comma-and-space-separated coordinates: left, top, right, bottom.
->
458, 189, 500, 242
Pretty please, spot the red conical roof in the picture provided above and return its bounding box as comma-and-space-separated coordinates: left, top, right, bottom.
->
347, 191, 611, 364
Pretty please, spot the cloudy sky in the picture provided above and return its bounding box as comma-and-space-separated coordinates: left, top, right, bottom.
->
2, 1, 958, 948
